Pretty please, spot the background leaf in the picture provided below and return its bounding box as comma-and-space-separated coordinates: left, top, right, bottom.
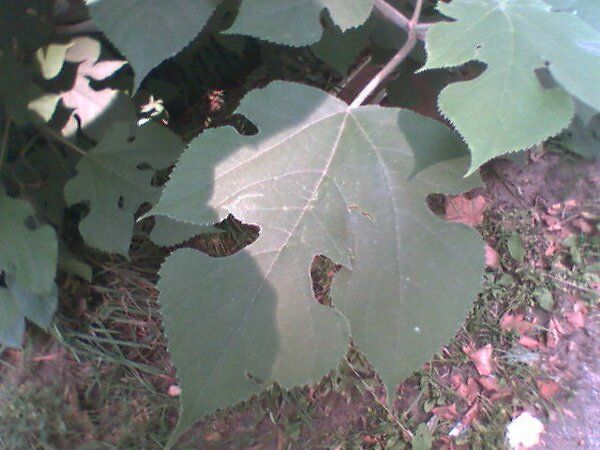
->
311, 12, 373, 76
64, 120, 184, 255
227, 0, 373, 46
0, 188, 57, 295
59, 36, 134, 140
423, 0, 600, 172
86, 0, 223, 90
0, 288, 24, 348
154, 82, 483, 443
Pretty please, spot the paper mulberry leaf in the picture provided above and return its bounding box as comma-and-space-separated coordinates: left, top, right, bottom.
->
65, 121, 184, 255
0, 279, 58, 348
227, 0, 373, 46
153, 82, 483, 443
0, 288, 24, 348
0, 188, 57, 295
86, 0, 222, 90
59, 37, 134, 140
422, 0, 600, 173
311, 12, 373, 75
0, 188, 58, 348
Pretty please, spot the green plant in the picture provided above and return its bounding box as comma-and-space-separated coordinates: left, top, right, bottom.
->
0, 0, 598, 446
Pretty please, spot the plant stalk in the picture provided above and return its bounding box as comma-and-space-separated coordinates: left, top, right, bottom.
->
37, 125, 87, 156
351, 0, 425, 108
373, 0, 431, 41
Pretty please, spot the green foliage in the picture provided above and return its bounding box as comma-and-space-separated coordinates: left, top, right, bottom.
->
1, 0, 597, 446
227, 0, 374, 45
0, 188, 57, 347
65, 121, 184, 255
311, 13, 373, 76
423, 0, 600, 173
560, 112, 600, 159
86, 0, 223, 90
153, 82, 483, 443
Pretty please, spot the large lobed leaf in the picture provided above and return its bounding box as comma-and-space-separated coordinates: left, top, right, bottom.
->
86, 0, 223, 90
227, 0, 374, 46
153, 82, 483, 444
0, 187, 58, 347
423, 0, 600, 173
65, 121, 184, 255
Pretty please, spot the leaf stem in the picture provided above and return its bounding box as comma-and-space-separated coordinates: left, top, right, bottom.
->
373, 0, 430, 41
351, 0, 425, 108
37, 125, 87, 156
0, 115, 11, 171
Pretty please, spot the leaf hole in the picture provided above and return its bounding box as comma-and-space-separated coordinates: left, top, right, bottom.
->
23, 215, 38, 231
136, 162, 152, 171
310, 255, 341, 307
229, 114, 258, 136
175, 215, 259, 257
426, 193, 446, 219
117, 196, 124, 209
534, 67, 558, 89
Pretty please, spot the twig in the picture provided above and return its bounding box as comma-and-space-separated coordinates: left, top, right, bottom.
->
0, 116, 11, 171
351, 0, 425, 108
374, 0, 431, 41
37, 125, 87, 156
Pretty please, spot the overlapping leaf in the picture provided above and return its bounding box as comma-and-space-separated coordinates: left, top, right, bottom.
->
560, 113, 600, 159
311, 12, 373, 75
0, 53, 60, 125
59, 37, 134, 139
86, 0, 223, 90
423, 0, 600, 173
0, 0, 61, 125
65, 121, 184, 255
0, 279, 58, 347
0, 188, 58, 347
153, 82, 483, 443
0, 188, 57, 295
227, 0, 373, 46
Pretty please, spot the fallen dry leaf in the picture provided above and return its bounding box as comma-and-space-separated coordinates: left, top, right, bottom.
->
433, 403, 458, 420
457, 377, 481, 404
361, 435, 379, 445
544, 240, 558, 256
484, 244, 501, 269
468, 344, 494, 376
518, 335, 540, 349
546, 317, 566, 351
566, 305, 586, 329
537, 379, 561, 400
445, 194, 487, 228
478, 376, 501, 392
541, 213, 562, 231
572, 218, 594, 234
500, 314, 536, 335
204, 431, 221, 442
